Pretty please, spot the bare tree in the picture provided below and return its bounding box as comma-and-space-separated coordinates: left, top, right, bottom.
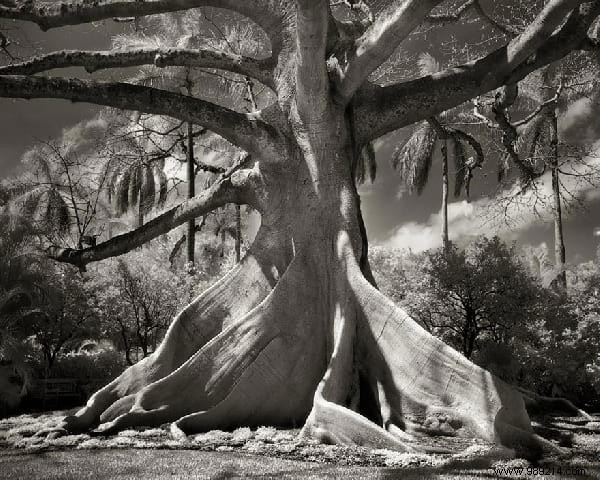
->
475, 64, 600, 294
4, 126, 113, 249
1, 0, 599, 455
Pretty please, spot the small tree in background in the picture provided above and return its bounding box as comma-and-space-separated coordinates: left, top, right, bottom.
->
2, 119, 113, 249
27, 264, 101, 375
90, 248, 203, 365
424, 237, 541, 359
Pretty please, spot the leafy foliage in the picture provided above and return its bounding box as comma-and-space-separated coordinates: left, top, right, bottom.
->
371, 238, 600, 408
88, 248, 210, 364
354, 142, 377, 185
392, 122, 438, 195
424, 237, 542, 359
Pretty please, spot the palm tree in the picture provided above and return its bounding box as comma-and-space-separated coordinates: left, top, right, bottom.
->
111, 15, 255, 267
106, 148, 169, 230
391, 54, 479, 250
5, 153, 71, 240
0, 213, 47, 412
496, 62, 600, 293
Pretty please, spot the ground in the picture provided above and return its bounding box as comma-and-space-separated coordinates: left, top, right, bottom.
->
1, 410, 600, 479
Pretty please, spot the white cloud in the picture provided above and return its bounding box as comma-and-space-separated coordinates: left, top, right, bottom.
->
381, 142, 600, 252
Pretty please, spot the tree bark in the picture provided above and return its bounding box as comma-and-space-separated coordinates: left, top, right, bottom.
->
58, 104, 547, 457
186, 122, 196, 268
3, 0, 592, 459
235, 205, 241, 263
441, 139, 449, 250
550, 109, 567, 293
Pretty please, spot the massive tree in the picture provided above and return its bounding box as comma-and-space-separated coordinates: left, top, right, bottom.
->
1, 0, 599, 456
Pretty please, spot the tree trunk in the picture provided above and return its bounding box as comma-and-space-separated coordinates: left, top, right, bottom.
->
59, 91, 546, 459
441, 139, 449, 251
137, 196, 144, 229
550, 109, 567, 293
235, 205, 241, 263
186, 122, 196, 268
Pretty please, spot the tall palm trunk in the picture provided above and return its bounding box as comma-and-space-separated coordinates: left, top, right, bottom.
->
136, 197, 144, 229
441, 139, 449, 250
550, 108, 566, 293
186, 122, 195, 267
235, 205, 241, 263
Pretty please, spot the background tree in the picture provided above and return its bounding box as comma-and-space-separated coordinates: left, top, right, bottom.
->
26, 264, 100, 375
475, 61, 600, 294
391, 53, 483, 249
3, 118, 115, 249
0, 212, 43, 413
424, 237, 541, 359
1, 0, 599, 455
91, 249, 195, 364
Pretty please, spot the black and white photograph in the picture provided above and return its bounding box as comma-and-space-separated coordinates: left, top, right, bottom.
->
1, 1, 600, 478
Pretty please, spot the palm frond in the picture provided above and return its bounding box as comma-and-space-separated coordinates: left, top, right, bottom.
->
128, 164, 142, 210
18, 188, 45, 218
418, 52, 441, 77
452, 138, 467, 198
116, 168, 132, 215
140, 164, 156, 215
155, 161, 168, 206
45, 189, 70, 233
391, 122, 438, 195
354, 142, 377, 185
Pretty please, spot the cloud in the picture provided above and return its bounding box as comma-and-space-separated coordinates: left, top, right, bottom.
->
382, 200, 475, 252
60, 117, 109, 159
381, 142, 600, 252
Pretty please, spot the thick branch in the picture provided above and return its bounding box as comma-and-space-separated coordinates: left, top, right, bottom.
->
295, 0, 330, 119
426, 0, 519, 36
0, 0, 286, 52
481, 0, 585, 89
48, 161, 258, 267
0, 75, 282, 158
0, 48, 275, 89
335, 0, 443, 103
426, 0, 475, 25
355, 3, 600, 143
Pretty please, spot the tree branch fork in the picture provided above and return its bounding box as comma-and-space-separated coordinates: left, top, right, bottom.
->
0, 0, 598, 269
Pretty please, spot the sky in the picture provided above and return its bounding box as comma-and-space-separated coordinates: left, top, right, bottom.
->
1, 10, 600, 265
362, 101, 600, 264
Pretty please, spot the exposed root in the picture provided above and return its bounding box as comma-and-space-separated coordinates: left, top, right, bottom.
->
517, 387, 592, 419
300, 274, 417, 452
57, 232, 561, 459
61, 228, 287, 433
91, 250, 328, 435
350, 272, 555, 458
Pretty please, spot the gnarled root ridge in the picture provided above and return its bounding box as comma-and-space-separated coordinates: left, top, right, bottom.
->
517, 387, 592, 419
61, 238, 553, 458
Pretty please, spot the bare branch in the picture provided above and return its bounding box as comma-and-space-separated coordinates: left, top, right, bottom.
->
335, 0, 443, 103
481, 0, 585, 90
48, 157, 260, 267
355, 3, 600, 143
0, 75, 283, 158
426, 0, 475, 25
424, 0, 518, 37
0, 0, 287, 51
513, 84, 564, 127
0, 48, 275, 89
471, 1, 520, 37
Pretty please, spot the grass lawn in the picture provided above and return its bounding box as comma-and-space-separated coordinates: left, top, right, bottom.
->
1, 410, 600, 479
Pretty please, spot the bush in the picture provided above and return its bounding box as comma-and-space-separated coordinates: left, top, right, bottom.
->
28, 347, 127, 402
